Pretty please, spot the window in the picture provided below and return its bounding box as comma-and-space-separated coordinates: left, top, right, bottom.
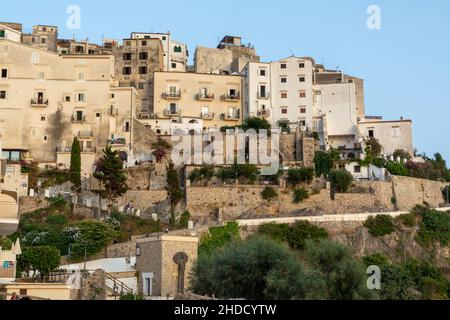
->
392, 127, 401, 138
142, 40, 147, 46
259, 69, 266, 76
299, 62, 305, 68
354, 165, 361, 173
201, 106, 209, 116
1, 69, 8, 78
78, 72, 85, 81
171, 63, 177, 69
299, 91, 306, 98
169, 103, 178, 114
162, 36, 167, 40
41, 38, 46, 44
299, 76, 306, 82
138, 83, 145, 90
139, 52, 148, 60
281, 92, 288, 99
299, 120, 306, 127
125, 121, 130, 132
65, 96, 71, 102
139, 66, 147, 74
368, 129, 374, 138
229, 88, 237, 97
96, 113, 101, 118
174, 46, 182, 53
281, 108, 288, 114
280, 63, 287, 69
125, 41, 131, 46
123, 53, 132, 60
37, 71, 45, 80
75, 110, 84, 121
31, 52, 40, 64
281, 77, 287, 83
0, 91, 6, 99
123, 67, 132, 75
259, 85, 267, 97
78, 93, 85, 102
0, 30, 5, 38
300, 107, 307, 114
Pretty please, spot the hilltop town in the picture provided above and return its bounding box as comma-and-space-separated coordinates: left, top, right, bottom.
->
0, 22, 450, 301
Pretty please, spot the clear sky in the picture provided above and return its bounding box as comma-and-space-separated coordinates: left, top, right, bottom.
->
2, 0, 450, 161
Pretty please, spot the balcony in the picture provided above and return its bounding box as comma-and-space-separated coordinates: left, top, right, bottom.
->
162, 91, 181, 100
222, 112, 240, 121
78, 130, 93, 139
196, 93, 215, 101
257, 109, 271, 117
257, 92, 270, 99
164, 108, 181, 116
0, 193, 19, 236
222, 93, 240, 102
201, 112, 215, 120
108, 137, 126, 146
30, 98, 49, 107
71, 115, 86, 123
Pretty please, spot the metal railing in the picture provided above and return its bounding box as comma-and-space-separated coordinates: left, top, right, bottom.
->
30, 98, 49, 106
71, 115, 86, 123
196, 93, 215, 101
165, 108, 181, 116
257, 92, 270, 99
222, 93, 240, 101
257, 110, 270, 117
162, 91, 181, 99
201, 112, 215, 119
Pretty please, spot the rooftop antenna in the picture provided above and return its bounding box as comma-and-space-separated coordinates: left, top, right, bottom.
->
290, 49, 294, 57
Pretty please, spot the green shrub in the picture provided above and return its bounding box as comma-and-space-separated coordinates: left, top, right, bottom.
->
362, 253, 390, 267
329, 169, 353, 193
395, 214, 416, 228
261, 187, 278, 200
287, 168, 314, 186
258, 221, 328, 250
120, 294, 144, 300
179, 211, 191, 229
385, 161, 409, 176
293, 188, 309, 203
199, 222, 240, 256
364, 215, 396, 237
415, 209, 450, 246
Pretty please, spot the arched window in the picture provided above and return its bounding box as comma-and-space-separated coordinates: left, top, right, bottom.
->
174, 46, 182, 53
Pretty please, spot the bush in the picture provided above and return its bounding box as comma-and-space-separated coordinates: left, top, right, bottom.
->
393, 149, 412, 161
329, 169, 353, 193
314, 150, 338, 178
17, 246, 61, 281
395, 214, 416, 228
199, 222, 240, 256
362, 253, 390, 267
258, 221, 328, 250
385, 161, 409, 176
364, 215, 396, 237
261, 187, 278, 200
120, 294, 144, 300
293, 188, 309, 203
415, 208, 450, 246
287, 168, 314, 186
179, 211, 191, 229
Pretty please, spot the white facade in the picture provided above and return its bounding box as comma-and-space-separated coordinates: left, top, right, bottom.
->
313, 82, 362, 155
241, 62, 273, 125
344, 162, 387, 181
0, 24, 21, 43
131, 32, 187, 72
138, 117, 204, 136
271, 56, 314, 130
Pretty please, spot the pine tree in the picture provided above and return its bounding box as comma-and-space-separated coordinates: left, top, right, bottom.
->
69, 137, 82, 189
93, 146, 128, 206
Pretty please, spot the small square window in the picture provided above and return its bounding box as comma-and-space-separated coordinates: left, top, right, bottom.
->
281, 77, 287, 83
300, 107, 307, 114
162, 36, 167, 40
123, 67, 132, 75
0, 91, 6, 99
280, 63, 287, 69
41, 38, 46, 44
299, 91, 306, 98
368, 129, 374, 138
65, 96, 71, 102
281, 108, 288, 114
139, 66, 148, 74
281, 92, 288, 99
139, 52, 148, 60
354, 166, 361, 173
1, 69, 7, 78
123, 53, 132, 60
0, 30, 5, 38
41, 116, 46, 121
96, 113, 101, 118
299, 63, 305, 68
259, 69, 266, 76
171, 63, 177, 69
142, 40, 147, 46
138, 83, 145, 90
299, 76, 306, 82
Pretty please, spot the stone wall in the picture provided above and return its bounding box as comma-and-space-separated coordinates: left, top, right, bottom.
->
19, 196, 49, 215
80, 269, 107, 300
392, 175, 446, 210
106, 241, 136, 258
116, 190, 168, 214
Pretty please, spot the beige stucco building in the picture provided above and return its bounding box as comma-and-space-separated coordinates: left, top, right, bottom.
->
136, 235, 198, 298
153, 71, 243, 131
0, 38, 137, 177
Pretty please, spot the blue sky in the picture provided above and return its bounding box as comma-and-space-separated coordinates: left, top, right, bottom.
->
2, 0, 450, 162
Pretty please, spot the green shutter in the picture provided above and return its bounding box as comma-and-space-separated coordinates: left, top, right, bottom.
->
0, 30, 5, 38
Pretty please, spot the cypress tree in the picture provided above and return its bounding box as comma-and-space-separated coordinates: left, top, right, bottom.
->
70, 137, 82, 189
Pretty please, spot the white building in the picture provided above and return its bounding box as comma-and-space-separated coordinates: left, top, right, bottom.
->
0, 24, 21, 43
131, 32, 188, 72
138, 117, 204, 136
241, 56, 314, 131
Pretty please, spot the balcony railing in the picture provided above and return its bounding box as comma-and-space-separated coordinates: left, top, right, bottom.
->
109, 137, 126, 146
257, 109, 271, 117
78, 131, 94, 139
257, 92, 270, 99
162, 91, 181, 100
165, 108, 181, 116
222, 93, 241, 102
223, 112, 240, 121
30, 98, 49, 107
71, 115, 86, 123
201, 112, 215, 120
196, 93, 215, 101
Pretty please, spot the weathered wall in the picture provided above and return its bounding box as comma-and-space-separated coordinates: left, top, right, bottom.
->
106, 241, 136, 258
116, 190, 167, 214
19, 196, 49, 215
